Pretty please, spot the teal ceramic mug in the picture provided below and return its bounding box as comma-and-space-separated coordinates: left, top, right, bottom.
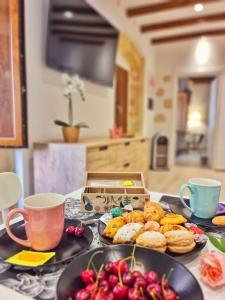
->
179, 178, 221, 219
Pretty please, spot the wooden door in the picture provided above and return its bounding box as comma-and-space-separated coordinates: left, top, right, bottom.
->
0, 0, 27, 147
176, 92, 188, 132
115, 66, 128, 133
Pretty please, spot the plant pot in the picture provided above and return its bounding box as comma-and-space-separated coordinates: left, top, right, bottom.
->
62, 127, 80, 143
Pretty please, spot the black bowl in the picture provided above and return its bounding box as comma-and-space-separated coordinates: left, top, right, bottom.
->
56, 245, 204, 300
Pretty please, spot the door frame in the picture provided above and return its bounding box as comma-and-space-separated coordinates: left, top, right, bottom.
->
171, 67, 222, 168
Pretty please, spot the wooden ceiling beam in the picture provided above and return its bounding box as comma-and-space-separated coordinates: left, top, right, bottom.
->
127, 0, 219, 17
152, 29, 225, 44
141, 12, 225, 32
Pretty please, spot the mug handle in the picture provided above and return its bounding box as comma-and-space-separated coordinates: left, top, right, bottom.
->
179, 184, 194, 213
5, 208, 31, 248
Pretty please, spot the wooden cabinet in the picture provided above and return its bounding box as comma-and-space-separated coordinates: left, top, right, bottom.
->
33, 137, 149, 194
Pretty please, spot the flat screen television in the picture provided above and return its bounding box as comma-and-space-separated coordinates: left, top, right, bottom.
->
46, 0, 119, 86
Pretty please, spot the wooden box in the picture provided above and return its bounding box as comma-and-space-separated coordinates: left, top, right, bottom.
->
80, 172, 150, 213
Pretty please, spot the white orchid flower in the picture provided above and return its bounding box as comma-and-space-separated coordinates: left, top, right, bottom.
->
61, 73, 71, 84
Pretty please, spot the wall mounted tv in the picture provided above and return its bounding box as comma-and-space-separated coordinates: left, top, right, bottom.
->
46, 0, 119, 87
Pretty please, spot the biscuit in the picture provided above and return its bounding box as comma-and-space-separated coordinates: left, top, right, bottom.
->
102, 216, 126, 238
113, 223, 144, 244
160, 213, 187, 225
122, 210, 145, 224
144, 202, 165, 222
136, 231, 167, 253
212, 216, 225, 226
159, 224, 187, 234
164, 230, 194, 246
167, 242, 196, 254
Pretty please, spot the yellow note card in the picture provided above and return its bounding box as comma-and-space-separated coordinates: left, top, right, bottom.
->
122, 180, 133, 187
5, 250, 56, 267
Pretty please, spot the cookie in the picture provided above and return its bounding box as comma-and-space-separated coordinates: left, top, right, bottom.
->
167, 242, 196, 254
113, 223, 144, 244
102, 216, 126, 238
159, 224, 187, 234
136, 231, 167, 253
164, 230, 194, 246
212, 216, 225, 226
160, 213, 187, 225
144, 201, 165, 222
122, 210, 145, 224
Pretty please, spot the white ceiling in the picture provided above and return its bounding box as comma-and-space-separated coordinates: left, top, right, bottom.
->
118, 0, 225, 43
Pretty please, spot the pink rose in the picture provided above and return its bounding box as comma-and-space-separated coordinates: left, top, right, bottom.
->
199, 251, 225, 287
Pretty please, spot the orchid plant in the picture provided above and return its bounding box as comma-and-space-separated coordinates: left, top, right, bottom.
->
54, 74, 89, 128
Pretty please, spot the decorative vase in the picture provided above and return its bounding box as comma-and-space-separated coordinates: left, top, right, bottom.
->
62, 127, 80, 143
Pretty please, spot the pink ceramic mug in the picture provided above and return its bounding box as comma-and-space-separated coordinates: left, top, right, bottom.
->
5, 193, 65, 251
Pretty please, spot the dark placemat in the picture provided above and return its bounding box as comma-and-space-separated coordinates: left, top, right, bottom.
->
159, 195, 225, 235
0, 197, 103, 300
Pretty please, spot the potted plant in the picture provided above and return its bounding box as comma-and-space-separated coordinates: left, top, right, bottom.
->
54, 74, 89, 143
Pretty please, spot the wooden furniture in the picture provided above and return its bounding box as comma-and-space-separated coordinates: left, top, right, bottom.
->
0, 0, 27, 147
176, 92, 189, 132
33, 137, 149, 195
151, 134, 169, 170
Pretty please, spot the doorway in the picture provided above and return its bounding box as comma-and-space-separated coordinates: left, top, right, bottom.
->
115, 65, 128, 133
175, 76, 217, 168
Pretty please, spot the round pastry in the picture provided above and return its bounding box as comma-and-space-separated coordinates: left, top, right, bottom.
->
122, 210, 145, 224
102, 216, 126, 239
159, 224, 187, 234
164, 230, 195, 254
212, 216, 225, 226
159, 213, 187, 225
136, 231, 167, 253
144, 201, 165, 222
167, 242, 196, 254
113, 223, 144, 244
145, 221, 160, 231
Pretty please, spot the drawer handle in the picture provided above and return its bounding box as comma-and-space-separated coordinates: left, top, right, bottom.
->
140, 139, 146, 143
123, 162, 130, 168
99, 145, 108, 151
124, 142, 130, 146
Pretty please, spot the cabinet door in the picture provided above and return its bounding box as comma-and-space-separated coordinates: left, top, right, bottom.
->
0, 0, 27, 147
176, 92, 188, 132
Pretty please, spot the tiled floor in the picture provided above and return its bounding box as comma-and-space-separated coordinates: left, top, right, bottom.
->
148, 165, 225, 201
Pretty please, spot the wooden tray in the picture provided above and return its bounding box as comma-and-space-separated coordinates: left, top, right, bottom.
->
81, 172, 150, 213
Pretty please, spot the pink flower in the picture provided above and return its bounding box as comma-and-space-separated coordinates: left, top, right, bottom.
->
199, 251, 225, 287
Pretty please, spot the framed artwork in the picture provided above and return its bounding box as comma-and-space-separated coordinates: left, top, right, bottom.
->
0, 0, 27, 147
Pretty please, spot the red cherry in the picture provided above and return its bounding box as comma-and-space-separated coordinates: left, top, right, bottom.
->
134, 276, 147, 289
93, 290, 107, 300
132, 270, 143, 279
122, 272, 135, 286
75, 288, 90, 300
107, 292, 115, 300
145, 271, 159, 284
108, 274, 118, 286
97, 270, 107, 283
65, 225, 75, 235
85, 283, 97, 294
80, 269, 95, 284
99, 280, 110, 293
164, 289, 177, 300
127, 287, 141, 300
161, 277, 169, 290
74, 225, 85, 238
112, 284, 128, 300
112, 260, 127, 275
104, 260, 114, 273
146, 283, 162, 298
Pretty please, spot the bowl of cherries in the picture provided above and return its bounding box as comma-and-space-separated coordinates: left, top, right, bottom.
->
56, 245, 203, 300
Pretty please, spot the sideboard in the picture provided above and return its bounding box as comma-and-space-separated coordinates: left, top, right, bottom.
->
33, 137, 150, 194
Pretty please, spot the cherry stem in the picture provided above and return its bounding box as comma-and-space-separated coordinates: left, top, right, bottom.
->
150, 291, 157, 300
87, 250, 104, 270
95, 263, 104, 287
118, 256, 132, 286
131, 245, 137, 270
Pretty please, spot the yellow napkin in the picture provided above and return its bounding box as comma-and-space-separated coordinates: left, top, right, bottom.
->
5, 250, 55, 267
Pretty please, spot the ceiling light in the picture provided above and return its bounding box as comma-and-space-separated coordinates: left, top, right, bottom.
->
64, 11, 74, 19
195, 37, 210, 65
194, 3, 204, 12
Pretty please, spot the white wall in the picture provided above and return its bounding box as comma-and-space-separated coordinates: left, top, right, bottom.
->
7, 0, 153, 196
153, 36, 225, 168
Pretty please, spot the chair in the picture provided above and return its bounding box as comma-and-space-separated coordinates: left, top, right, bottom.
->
0, 172, 22, 223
